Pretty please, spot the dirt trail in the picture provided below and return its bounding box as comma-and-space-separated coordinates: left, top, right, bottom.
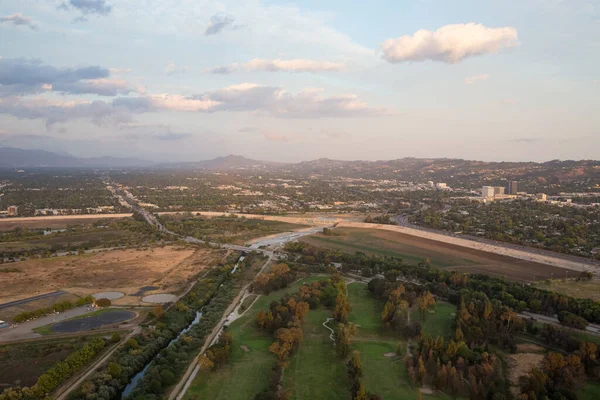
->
55, 327, 141, 400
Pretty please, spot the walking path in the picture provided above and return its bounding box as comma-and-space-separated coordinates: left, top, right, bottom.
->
323, 318, 335, 343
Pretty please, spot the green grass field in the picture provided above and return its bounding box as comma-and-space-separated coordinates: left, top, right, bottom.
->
184, 275, 333, 400
283, 308, 349, 400
347, 282, 383, 335
346, 282, 455, 399
578, 382, 600, 400
300, 228, 476, 268
411, 302, 457, 339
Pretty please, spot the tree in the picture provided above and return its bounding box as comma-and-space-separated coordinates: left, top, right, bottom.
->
108, 362, 123, 378
111, 333, 121, 343
336, 323, 358, 358
418, 291, 436, 321
198, 355, 215, 371
153, 304, 165, 319
95, 298, 111, 307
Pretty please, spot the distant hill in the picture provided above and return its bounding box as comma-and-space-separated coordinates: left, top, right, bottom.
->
0, 147, 152, 168
160, 154, 287, 170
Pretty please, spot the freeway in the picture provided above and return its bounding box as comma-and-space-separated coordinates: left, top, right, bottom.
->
519, 311, 600, 336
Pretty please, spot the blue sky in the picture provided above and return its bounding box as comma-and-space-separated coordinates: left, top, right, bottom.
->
0, 0, 598, 162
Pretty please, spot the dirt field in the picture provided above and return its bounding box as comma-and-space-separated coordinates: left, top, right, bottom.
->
0, 246, 218, 305
506, 352, 545, 389
301, 228, 574, 282
0, 214, 132, 232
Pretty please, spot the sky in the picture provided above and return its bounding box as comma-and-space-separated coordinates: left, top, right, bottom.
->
0, 0, 599, 163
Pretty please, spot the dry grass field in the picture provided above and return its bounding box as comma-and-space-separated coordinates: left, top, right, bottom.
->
0, 215, 132, 232
0, 246, 219, 305
301, 228, 573, 282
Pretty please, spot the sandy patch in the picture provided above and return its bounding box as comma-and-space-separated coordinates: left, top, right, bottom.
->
516, 343, 545, 353
383, 352, 396, 357
92, 291, 125, 300
142, 293, 178, 304
240, 345, 250, 352
505, 353, 544, 386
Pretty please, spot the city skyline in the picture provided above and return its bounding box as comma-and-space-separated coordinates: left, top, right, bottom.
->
1, 0, 599, 163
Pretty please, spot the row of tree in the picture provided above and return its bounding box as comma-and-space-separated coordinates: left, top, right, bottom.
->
0, 337, 107, 400
13, 296, 94, 323
285, 241, 600, 325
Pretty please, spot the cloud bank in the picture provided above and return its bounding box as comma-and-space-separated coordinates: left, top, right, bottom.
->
204, 59, 345, 74
382, 23, 519, 64
0, 58, 133, 96
0, 83, 386, 126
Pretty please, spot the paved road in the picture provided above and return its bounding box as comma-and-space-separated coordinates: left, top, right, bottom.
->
519, 311, 600, 335
0, 305, 96, 342
0, 291, 67, 309
170, 254, 274, 400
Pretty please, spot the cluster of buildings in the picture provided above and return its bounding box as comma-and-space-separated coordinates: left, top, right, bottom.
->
481, 181, 519, 200
0, 206, 19, 217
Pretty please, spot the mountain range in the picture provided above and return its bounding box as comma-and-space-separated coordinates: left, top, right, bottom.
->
1, 147, 599, 186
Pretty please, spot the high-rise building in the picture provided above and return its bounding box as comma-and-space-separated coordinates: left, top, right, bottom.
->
481, 186, 495, 199
508, 181, 518, 195
7, 206, 18, 216
494, 187, 505, 196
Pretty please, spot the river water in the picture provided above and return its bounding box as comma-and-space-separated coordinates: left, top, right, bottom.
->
120, 255, 245, 398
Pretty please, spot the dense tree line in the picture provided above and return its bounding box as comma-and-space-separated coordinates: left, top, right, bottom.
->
67, 261, 235, 400
13, 296, 94, 323
284, 242, 600, 325
254, 275, 350, 400
252, 263, 297, 294
0, 337, 107, 400
346, 351, 381, 400
406, 336, 508, 399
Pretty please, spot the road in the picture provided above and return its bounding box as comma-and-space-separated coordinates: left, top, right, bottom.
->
169, 254, 274, 400
55, 327, 141, 400
519, 311, 600, 336
0, 291, 67, 309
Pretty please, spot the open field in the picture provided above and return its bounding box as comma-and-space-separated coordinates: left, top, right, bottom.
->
0, 230, 131, 255
283, 307, 348, 400
579, 382, 600, 400
0, 215, 132, 232
0, 246, 215, 304
0, 334, 114, 390
534, 279, 600, 301
338, 222, 597, 273
301, 228, 574, 281
411, 301, 457, 339
346, 282, 453, 399
347, 283, 383, 335
183, 275, 332, 400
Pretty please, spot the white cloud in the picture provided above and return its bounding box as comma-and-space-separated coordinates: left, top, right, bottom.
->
464, 73, 489, 85
146, 94, 220, 112
109, 67, 132, 74
382, 23, 519, 64
165, 62, 189, 76
204, 59, 345, 74
0, 13, 38, 30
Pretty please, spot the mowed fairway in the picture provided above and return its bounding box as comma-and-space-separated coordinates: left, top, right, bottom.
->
301, 228, 569, 282
346, 282, 454, 400
184, 276, 333, 400
283, 307, 349, 399
411, 302, 457, 339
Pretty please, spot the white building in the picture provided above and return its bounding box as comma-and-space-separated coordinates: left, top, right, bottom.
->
436, 183, 447, 189
536, 193, 547, 201
481, 186, 495, 199
7, 206, 18, 216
